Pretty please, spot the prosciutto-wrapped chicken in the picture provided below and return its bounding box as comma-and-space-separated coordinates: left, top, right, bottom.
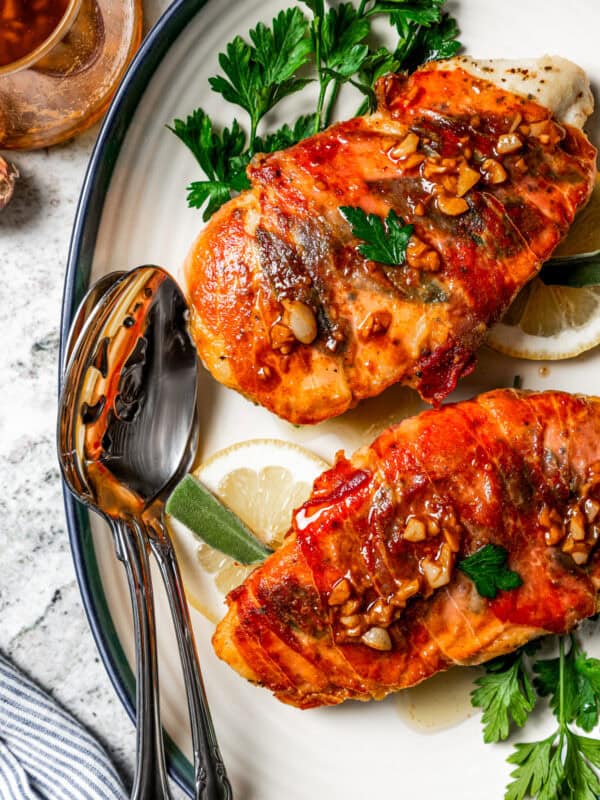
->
213, 390, 600, 708
185, 57, 596, 424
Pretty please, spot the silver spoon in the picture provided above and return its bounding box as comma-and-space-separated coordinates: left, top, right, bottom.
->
62, 270, 125, 368
58, 266, 232, 800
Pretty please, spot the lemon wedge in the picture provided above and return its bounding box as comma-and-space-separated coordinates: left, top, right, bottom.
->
166, 439, 329, 624
487, 175, 600, 360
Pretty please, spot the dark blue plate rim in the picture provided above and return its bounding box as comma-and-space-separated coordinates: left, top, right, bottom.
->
59, 1, 210, 794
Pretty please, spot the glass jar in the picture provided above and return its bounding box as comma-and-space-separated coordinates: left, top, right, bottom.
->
0, 0, 142, 149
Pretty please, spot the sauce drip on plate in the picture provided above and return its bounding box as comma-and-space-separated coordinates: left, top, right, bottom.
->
395, 667, 482, 732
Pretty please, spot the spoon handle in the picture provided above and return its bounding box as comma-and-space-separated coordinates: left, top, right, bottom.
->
112, 517, 173, 800
146, 517, 233, 800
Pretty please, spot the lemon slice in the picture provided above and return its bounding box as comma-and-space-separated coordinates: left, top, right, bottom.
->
166, 439, 329, 624
553, 174, 600, 258
487, 280, 600, 360
487, 175, 600, 360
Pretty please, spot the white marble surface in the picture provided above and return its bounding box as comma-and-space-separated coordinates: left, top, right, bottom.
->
0, 2, 187, 795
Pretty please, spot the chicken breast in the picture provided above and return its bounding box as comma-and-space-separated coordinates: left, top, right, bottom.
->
213, 390, 600, 709
185, 58, 597, 424
435, 56, 594, 129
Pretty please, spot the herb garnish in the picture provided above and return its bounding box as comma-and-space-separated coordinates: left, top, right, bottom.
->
166, 474, 273, 564
169, 111, 251, 220
534, 637, 600, 734
540, 250, 600, 289
472, 635, 600, 800
208, 8, 312, 150
340, 206, 413, 266
471, 648, 537, 744
457, 543, 523, 599
171, 0, 460, 220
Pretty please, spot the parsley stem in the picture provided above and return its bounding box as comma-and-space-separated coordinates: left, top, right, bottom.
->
559, 636, 566, 731
395, 25, 421, 65
323, 80, 341, 127
249, 116, 258, 155
312, 15, 324, 134
315, 77, 328, 132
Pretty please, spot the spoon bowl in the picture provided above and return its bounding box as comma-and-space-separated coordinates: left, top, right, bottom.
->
60, 266, 197, 511
63, 270, 126, 370
58, 265, 231, 800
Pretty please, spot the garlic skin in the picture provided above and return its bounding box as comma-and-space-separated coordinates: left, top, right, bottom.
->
0, 157, 18, 210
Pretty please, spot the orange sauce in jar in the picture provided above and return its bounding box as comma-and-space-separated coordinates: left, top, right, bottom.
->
0, 0, 70, 68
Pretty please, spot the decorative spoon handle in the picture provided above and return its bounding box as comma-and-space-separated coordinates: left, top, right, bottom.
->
112, 516, 173, 800
145, 514, 233, 800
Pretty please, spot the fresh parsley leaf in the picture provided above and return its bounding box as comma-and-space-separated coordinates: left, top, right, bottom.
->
505, 735, 561, 800
359, 47, 402, 85
299, 0, 324, 17
574, 653, 600, 731
320, 3, 370, 79
169, 109, 244, 181
564, 729, 600, 800
480, 637, 600, 800
340, 206, 413, 266
209, 9, 312, 147
369, 0, 446, 25
416, 12, 461, 62
171, 108, 319, 218
534, 638, 600, 733
458, 544, 523, 599
349, 2, 460, 115
254, 114, 318, 153
186, 181, 233, 220
301, 0, 370, 129
169, 110, 251, 220
389, 4, 460, 72
250, 8, 313, 87
578, 735, 600, 769
209, 37, 254, 114
471, 650, 536, 743
355, 47, 402, 113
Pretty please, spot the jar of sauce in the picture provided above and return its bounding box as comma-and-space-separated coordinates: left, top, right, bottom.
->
0, 0, 142, 149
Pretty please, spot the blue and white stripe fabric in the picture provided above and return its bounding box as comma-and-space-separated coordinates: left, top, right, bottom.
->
0, 654, 126, 800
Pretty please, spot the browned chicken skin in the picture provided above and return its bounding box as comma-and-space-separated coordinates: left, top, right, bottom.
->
213, 390, 600, 708
184, 62, 596, 424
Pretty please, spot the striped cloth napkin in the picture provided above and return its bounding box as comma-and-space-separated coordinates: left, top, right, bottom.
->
0, 654, 127, 800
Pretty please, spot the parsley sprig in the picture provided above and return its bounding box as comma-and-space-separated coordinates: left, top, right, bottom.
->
472, 635, 600, 800
471, 648, 537, 744
171, 0, 460, 220
458, 543, 523, 599
340, 206, 413, 266
169, 111, 251, 219
209, 8, 312, 151
304, 0, 461, 122
169, 110, 318, 220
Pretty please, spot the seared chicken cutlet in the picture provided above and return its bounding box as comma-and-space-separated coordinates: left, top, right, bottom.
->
185, 57, 596, 423
213, 390, 600, 708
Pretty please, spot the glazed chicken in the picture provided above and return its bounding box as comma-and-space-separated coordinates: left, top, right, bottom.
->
213, 390, 600, 708
185, 57, 597, 424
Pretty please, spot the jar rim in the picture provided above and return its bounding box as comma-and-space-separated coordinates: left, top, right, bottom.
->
0, 0, 83, 77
